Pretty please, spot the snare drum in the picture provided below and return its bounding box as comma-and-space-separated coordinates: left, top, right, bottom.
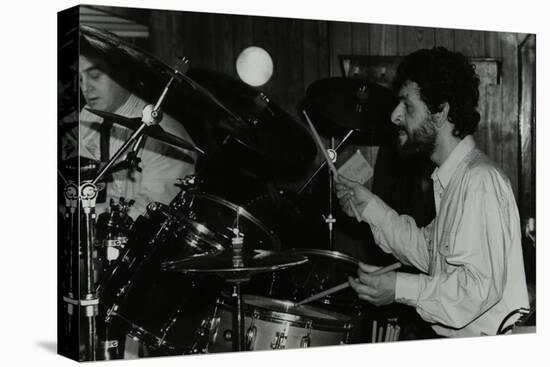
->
207, 294, 353, 352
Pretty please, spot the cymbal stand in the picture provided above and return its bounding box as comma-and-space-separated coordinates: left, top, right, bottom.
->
61, 58, 186, 361
297, 128, 356, 250
325, 138, 337, 250
297, 129, 355, 195
92, 60, 185, 186
62, 181, 100, 360
225, 207, 248, 352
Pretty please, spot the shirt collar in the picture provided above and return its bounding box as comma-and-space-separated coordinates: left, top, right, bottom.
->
114, 94, 145, 118
431, 135, 475, 189
80, 94, 145, 122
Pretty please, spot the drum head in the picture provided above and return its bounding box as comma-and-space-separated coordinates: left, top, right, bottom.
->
173, 191, 281, 258
243, 295, 348, 322
245, 248, 360, 308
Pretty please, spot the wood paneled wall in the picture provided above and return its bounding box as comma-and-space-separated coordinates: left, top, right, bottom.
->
143, 9, 531, 220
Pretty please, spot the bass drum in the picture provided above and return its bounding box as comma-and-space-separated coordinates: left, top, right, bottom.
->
99, 203, 224, 355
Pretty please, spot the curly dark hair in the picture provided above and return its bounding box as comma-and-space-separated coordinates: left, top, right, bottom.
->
392, 47, 481, 138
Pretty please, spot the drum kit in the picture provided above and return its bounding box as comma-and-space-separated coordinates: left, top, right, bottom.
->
59, 25, 400, 360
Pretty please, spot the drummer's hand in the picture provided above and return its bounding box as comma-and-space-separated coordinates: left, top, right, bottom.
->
335, 175, 374, 218
348, 263, 396, 306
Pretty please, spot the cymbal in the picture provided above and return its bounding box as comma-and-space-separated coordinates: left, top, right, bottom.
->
186, 68, 317, 180
302, 78, 397, 145
86, 108, 205, 155
161, 250, 308, 278
80, 25, 180, 81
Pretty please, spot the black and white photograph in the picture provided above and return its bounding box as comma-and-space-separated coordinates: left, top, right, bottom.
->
1, 0, 547, 366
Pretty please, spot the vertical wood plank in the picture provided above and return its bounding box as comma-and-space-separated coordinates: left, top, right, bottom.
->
251, 15, 277, 97
303, 19, 321, 92
484, 31, 502, 58
232, 13, 254, 78
397, 25, 435, 55
200, 13, 217, 70
455, 29, 495, 177
454, 29, 486, 57
329, 21, 352, 76
517, 34, 536, 283
368, 23, 398, 55
214, 14, 234, 75
499, 32, 520, 198
474, 81, 502, 171
351, 22, 369, 55
285, 18, 305, 116
434, 27, 455, 50
179, 11, 203, 69
317, 21, 330, 79
518, 34, 535, 223
149, 9, 173, 64
170, 11, 185, 63
270, 17, 290, 113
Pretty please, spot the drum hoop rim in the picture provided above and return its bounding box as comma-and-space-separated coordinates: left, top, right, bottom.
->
288, 248, 359, 265
216, 294, 353, 328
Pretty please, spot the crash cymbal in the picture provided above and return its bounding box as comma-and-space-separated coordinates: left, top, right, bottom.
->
161, 250, 308, 277
80, 24, 180, 81
303, 77, 397, 145
186, 68, 317, 180
86, 108, 204, 155
82, 24, 228, 116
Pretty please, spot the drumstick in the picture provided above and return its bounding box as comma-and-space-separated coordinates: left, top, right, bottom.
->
294, 262, 401, 306
302, 110, 362, 222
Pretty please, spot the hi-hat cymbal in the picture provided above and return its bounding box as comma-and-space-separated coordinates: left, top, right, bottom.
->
303, 77, 397, 145
161, 250, 308, 278
86, 108, 204, 156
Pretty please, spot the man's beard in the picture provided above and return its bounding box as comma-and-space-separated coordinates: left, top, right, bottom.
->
397, 117, 437, 158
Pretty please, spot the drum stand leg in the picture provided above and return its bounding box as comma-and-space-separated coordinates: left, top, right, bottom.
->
62, 182, 100, 361
229, 282, 246, 352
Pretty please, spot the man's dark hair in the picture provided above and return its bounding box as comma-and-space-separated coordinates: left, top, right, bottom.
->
393, 47, 481, 138
79, 35, 138, 92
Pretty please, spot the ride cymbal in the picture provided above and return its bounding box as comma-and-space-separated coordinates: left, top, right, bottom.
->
303, 77, 397, 145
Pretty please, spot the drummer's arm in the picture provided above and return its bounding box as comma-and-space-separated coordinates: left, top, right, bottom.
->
362, 195, 432, 273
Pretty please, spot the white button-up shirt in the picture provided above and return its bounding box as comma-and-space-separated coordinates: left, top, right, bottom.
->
362, 135, 529, 337
62, 94, 195, 218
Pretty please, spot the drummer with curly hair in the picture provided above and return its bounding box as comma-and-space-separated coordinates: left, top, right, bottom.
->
336, 47, 529, 338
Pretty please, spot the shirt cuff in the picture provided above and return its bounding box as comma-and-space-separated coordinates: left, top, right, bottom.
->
395, 272, 421, 306
361, 195, 389, 225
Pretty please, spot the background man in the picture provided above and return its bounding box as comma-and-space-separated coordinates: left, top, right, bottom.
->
61, 36, 195, 219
